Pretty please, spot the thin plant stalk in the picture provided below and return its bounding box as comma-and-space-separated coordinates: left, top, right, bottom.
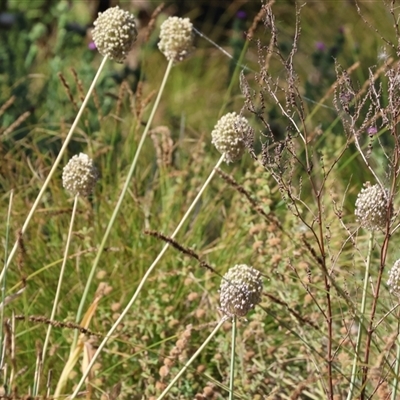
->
71, 58, 174, 351
347, 231, 374, 400
42, 195, 79, 365
157, 317, 228, 400
229, 315, 237, 400
33, 351, 41, 396
69, 153, 226, 399
0, 191, 13, 371
391, 311, 400, 400
0, 55, 109, 286
8, 313, 15, 393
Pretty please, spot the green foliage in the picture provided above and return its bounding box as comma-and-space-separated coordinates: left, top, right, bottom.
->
2, 1, 400, 399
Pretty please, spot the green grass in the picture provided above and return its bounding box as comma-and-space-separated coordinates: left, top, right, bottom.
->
2, 1, 400, 399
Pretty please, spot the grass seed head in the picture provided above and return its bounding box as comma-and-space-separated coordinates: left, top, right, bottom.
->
92, 6, 137, 63
62, 153, 99, 197
158, 16, 194, 62
354, 182, 390, 231
219, 264, 263, 317
211, 112, 250, 163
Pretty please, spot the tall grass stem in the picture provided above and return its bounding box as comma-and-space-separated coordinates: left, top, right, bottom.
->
229, 315, 237, 400
41, 194, 79, 369
71, 59, 174, 351
347, 230, 374, 399
0, 55, 109, 285
0, 190, 13, 368
69, 153, 225, 398
391, 318, 400, 399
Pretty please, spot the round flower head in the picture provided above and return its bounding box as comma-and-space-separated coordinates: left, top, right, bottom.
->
158, 16, 194, 62
211, 112, 250, 163
92, 6, 137, 63
62, 153, 99, 197
355, 182, 391, 231
388, 259, 400, 296
219, 264, 263, 318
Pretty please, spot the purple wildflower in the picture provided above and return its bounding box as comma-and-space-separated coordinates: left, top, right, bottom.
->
236, 10, 247, 20
88, 41, 97, 51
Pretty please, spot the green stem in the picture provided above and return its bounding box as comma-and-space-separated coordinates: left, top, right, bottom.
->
0, 55, 109, 286
71, 58, 174, 351
347, 230, 374, 399
0, 190, 14, 368
42, 194, 79, 368
391, 312, 400, 399
229, 315, 237, 400
157, 317, 228, 400
221, 40, 249, 116
69, 153, 225, 399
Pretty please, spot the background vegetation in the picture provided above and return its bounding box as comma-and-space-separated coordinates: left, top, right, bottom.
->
1, 0, 400, 398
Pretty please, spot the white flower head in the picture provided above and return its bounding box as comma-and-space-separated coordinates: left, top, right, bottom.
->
62, 153, 99, 197
158, 16, 194, 62
388, 259, 400, 296
355, 182, 391, 231
219, 264, 263, 318
92, 6, 137, 63
211, 112, 250, 163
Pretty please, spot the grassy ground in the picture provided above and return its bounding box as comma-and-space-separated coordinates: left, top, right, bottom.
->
1, 0, 400, 399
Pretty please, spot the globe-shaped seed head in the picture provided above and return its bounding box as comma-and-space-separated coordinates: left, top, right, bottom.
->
219, 264, 263, 318
158, 16, 194, 62
388, 259, 400, 296
62, 153, 99, 197
211, 112, 250, 163
92, 6, 137, 63
355, 182, 391, 231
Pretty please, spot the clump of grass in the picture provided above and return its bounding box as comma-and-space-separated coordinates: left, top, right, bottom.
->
1, 4, 138, 294
70, 105, 252, 397
41, 153, 98, 371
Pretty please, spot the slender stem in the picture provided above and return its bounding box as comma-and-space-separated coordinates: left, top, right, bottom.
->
391, 313, 400, 400
69, 154, 226, 399
8, 313, 15, 391
42, 195, 79, 366
0, 55, 109, 286
71, 58, 174, 350
157, 317, 228, 400
361, 187, 396, 397
33, 351, 41, 396
314, 190, 334, 399
347, 231, 374, 400
221, 39, 250, 117
0, 190, 13, 369
229, 316, 237, 400
324, 272, 334, 400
